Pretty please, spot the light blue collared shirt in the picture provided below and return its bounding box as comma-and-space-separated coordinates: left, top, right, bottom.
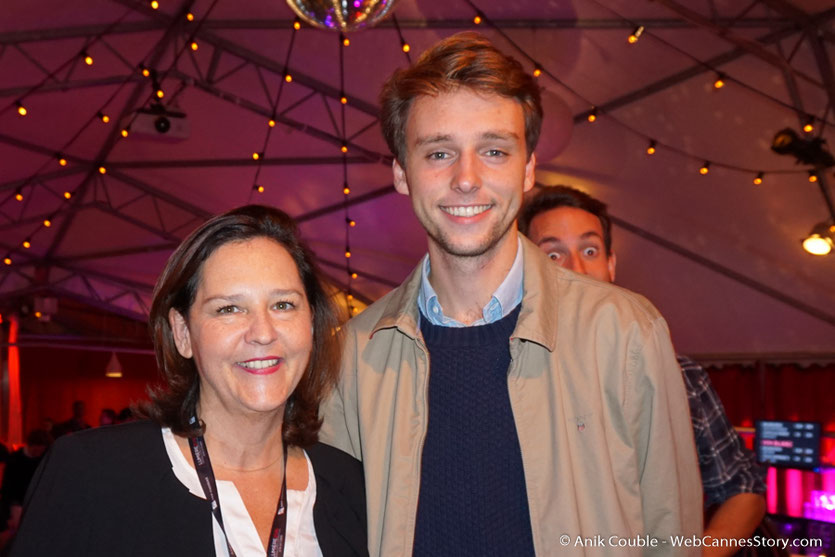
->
417, 238, 524, 327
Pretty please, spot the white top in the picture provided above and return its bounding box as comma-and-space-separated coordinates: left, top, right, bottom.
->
161, 427, 323, 557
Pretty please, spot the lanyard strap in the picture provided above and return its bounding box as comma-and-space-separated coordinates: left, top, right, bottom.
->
188, 417, 288, 557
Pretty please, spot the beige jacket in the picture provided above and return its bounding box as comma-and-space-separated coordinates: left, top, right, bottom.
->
320, 237, 702, 556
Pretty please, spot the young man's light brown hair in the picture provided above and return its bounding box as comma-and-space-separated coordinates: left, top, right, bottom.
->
379, 31, 543, 165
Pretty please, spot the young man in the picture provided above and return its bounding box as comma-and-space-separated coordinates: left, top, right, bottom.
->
320, 33, 702, 556
518, 185, 767, 557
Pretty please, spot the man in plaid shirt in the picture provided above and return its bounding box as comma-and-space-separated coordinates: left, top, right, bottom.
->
519, 185, 766, 556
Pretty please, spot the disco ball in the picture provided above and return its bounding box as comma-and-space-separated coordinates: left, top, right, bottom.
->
286, 0, 401, 32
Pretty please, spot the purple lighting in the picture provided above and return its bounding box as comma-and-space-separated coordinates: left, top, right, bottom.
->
354, 0, 361, 7
804, 490, 835, 523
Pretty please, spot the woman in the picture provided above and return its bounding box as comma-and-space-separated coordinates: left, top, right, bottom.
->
12, 205, 367, 557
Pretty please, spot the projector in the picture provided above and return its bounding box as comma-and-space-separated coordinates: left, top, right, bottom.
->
126, 104, 190, 141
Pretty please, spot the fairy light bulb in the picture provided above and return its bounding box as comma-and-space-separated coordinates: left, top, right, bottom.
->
141, 66, 151, 77
341, 143, 348, 153
473, 13, 482, 25
699, 161, 710, 175
347, 294, 354, 301
347, 218, 356, 227
99, 166, 107, 174
156, 88, 164, 99
713, 73, 726, 89
3, 257, 11, 266
35, 311, 43, 319
58, 156, 67, 166
99, 112, 110, 123
340, 94, 348, 105
22, 240, 31, 249
646, 140, 657, 155
43, 218, 52, 227
121, 127, 130, 137
587, 107, 598, 123
809, 171, 818, 183
63, 191, 72, 199
150, 1, 159, 9
351, 272, 358, 279
252, 152, 260, 160
284, 73, 292, 83
83, 52, 94, 65
533, 65, 542, 78
293, 18, 301, 30
186, 12, 194, 21
803, 117, 814, 133
753, 172, 763, 185
342, 34, 350, 47
343, 184, 351, 195
345, 249, 351, 258
190, 41, 198, 51
627, 25, 645, 44
14, 190, 23, 202
268, 118, 276, 127
255, 184, 265, 193
401, 41, 410, 53
16, 102, 27, 116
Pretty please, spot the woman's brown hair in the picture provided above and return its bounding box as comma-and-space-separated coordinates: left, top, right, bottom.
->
143, 205, 341, 447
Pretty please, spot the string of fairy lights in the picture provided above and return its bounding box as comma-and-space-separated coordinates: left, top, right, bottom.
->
3, 0, 834, 272
462, 0, 833, 186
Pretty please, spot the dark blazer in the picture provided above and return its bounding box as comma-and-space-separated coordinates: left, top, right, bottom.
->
11, 421, 367, 557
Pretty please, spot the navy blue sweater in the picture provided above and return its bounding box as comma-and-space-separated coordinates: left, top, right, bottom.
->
413, 306, 534, 556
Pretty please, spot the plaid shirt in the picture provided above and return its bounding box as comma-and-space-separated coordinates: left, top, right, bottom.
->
678, 355, 766, 508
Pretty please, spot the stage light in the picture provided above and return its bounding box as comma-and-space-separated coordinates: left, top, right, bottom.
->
802, 221, 835, 255
771, 128, 835, 167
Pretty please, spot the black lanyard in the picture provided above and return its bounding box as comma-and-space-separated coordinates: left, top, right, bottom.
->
187, 416, 288, 557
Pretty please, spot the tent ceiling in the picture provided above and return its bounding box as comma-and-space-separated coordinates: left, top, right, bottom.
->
2, 0, 834, 357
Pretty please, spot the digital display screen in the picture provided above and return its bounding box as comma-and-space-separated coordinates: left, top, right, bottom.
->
755, 420, 821, 470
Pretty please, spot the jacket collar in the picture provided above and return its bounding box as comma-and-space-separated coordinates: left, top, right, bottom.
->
370, 235, 559, 352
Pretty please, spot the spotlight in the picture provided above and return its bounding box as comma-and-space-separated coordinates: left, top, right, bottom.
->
771, 128, 835, 168
802, 220, 835, 255
627, 25, 644, 44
